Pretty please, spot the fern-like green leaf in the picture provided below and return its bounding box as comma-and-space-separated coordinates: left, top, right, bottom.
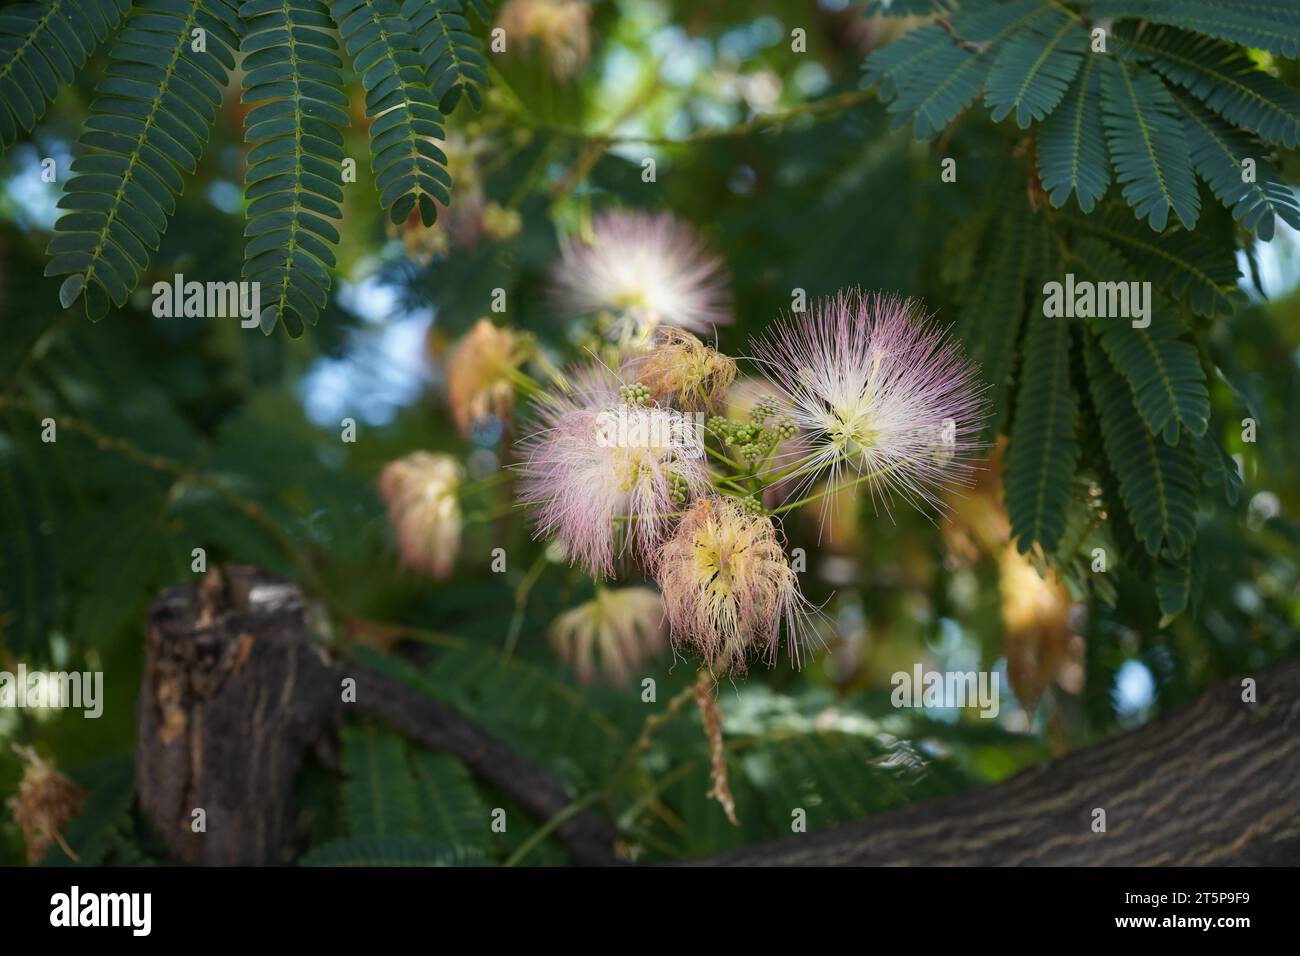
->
1006, 312, 1079, 553
1154, 545, 1203, 626
872, 1, 1052, 139
984, 11, 1087, 128
1050, 478, 1119, 606
863, 0, 963, 15
1099, 57, 1199, 231
863, 24, 950, 102
0, 0, 131, 155
1037, 55, 1110, 213
240, 0, 351, 336
425, 644, 629, 787
1116, 26, 1300, 150
1067, 238, 1209, 444
1089, 1, 1300, 60
301, 836, 485, 865
331, 0, 451, 226
409, 752, 491, 855
1084, 335, 1198, 558
341, 725, 423, 837
882, 41, 984, 140
957, 194, 1040, 436
43, 0, 241, 319
403, 0, 489, 114
1063, 207, 1243, 318
1171, 90, 1300, 241
1192, 430, 1243, 506
355, 640, 634, 789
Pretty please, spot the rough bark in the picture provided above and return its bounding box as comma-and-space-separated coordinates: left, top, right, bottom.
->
136, 567, 617, 866
138, 568, 1299, 867
699, 657, 1300, 865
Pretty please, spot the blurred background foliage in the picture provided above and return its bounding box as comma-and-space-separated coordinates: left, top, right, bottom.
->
1, 0, 1298, 865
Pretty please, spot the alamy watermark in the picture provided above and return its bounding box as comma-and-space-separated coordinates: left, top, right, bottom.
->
1042, 273, 1151, 328
50, 886, 151, 936
594, 405, 707, 459
891, 664, 1000, 718
0, 664, 103, 718
152, 273, 261, 327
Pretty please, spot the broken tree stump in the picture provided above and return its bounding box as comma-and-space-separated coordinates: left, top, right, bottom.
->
135, 566, 618, 866
136, 567, 340, 865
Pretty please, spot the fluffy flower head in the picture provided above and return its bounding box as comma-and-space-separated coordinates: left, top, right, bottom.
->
497, 0, 592, 79
379, 452, 463, 580
8, 747, 85, 865
656, 496, 813, 674
518, 365, 709, 578
447, 319, 528, 437
550, 587, 668, 686
753, 290, 986, 517
628, 328, 737, 411
551, 211, 731, 336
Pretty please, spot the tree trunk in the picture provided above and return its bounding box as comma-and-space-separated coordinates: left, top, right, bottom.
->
135, 567, 617, 866
697, 657, 1300, 865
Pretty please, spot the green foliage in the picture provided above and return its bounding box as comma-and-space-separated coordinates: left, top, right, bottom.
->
1048, 477, 1118, 606
1099, 56, 1200, 231
1174, 90, 1300, 241
866, 0, 1300, 236
956, 190, 1040, 436
863, 0, 965, 16
41, 756, 138, 866
1005, 311, 1080, 554
0, 0, 132, 154
985, 11, 1087, 128
240, 0, 351, 335
1038, 55, 1109, 212
1115, 26, 1300, 151
1066, 238, 1210, 443
331, 0, 451, 227
381, 642, 635, 788
403, 0, 489, 114
341, 724, 423, 836
44, 0, 241, 320
1084, 335, 1199, 559
311, 724, 492, 865
1088, 1, 1300, 59
1064, 207, 1244, 318
302, 836, 484, 864
871, 1, 1054, 140
0, 0, 480, 332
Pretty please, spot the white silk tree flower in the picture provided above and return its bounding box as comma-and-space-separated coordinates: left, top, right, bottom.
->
378, 452, 463, 580
751, 290, 986, 518
550, 210, 731, 337
550, 586, 668, 686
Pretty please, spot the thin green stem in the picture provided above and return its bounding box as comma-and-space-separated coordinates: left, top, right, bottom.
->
605, 682, 698, 804
502, 790, 603, 867
504, 550, 549, 659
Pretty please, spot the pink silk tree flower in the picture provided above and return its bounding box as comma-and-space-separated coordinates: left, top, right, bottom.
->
751, 290, 987, 520
517, 364, 710, 578
656, 496, 814, 675
549, 210, 732, 335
